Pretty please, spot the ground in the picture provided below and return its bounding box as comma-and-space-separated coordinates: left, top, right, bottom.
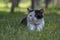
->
0, 1, 60, 40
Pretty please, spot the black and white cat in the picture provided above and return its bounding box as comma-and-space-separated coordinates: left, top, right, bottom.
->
21, 8, 45, 31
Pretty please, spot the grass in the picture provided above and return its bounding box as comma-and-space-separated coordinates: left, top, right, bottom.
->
0, 1, 60, 40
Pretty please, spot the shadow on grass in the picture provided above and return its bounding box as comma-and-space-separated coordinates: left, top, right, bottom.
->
43, 12, 60, 33
45, 12, 60, 24
0, 11, 27, 18
0, 11, 27, 30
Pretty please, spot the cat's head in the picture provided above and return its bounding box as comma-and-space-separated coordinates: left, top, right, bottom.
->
27, 8, 44, 19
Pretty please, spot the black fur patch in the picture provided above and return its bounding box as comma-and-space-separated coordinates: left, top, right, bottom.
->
20, 17, 27, 25
35, 10, 43, 19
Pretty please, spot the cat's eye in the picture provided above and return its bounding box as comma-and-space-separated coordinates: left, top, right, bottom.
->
30, 15, 32, 16
35, 15, 37, 16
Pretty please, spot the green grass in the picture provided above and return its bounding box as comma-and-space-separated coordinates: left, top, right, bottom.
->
0, 2, 60, 40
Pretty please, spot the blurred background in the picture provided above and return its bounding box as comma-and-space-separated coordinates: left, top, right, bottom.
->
0, 0, 60, 12
0, 0, 60, 40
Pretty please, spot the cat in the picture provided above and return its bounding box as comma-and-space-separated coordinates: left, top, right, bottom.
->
21, 8, 45, 31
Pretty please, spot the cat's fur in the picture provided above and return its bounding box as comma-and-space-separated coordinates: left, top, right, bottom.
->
21, 9, 45, 31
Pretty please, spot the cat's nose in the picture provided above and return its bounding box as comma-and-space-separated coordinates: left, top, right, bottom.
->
32, 18, 34, 21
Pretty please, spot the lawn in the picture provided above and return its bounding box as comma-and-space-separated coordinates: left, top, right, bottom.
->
0, 1, 60, 40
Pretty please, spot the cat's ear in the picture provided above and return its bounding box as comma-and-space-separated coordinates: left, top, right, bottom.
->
27, 8, 30, 11
27, 8, 33, 13
40, 9, 44, 13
